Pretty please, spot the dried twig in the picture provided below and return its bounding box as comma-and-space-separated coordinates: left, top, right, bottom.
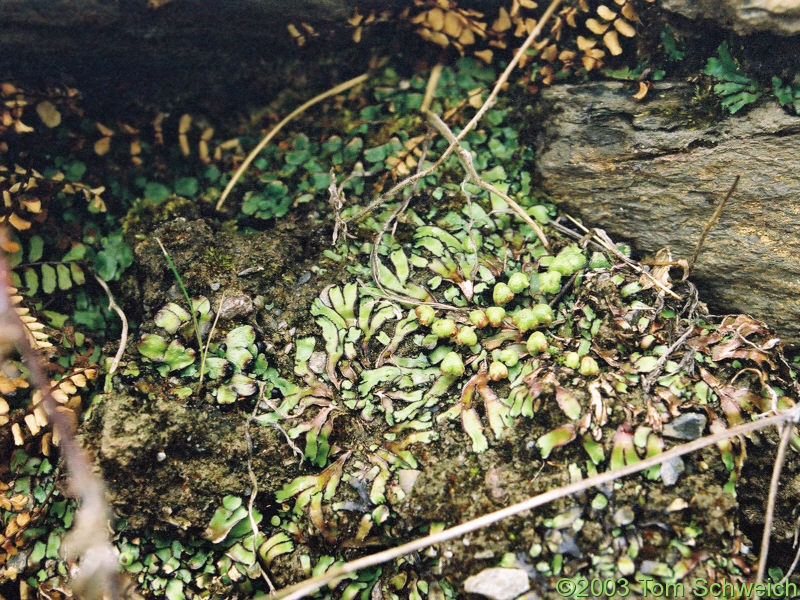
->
554, 215, 682, 300
754, 421, 794, 598
93, 274, 128, 376
274, 404, 800, 600
216, 73, 369, 211
689, 175, 741, 272
425, 110, 548, 248
199, 292, 226, 388
347, 0, 563, 227
246, 383, 276, 592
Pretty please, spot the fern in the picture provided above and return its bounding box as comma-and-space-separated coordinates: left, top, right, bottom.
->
772, 75, 800, 115
704, 41, 763, 114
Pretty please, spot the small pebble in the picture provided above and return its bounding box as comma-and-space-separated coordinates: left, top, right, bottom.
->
663, 413, 707, 440
210, 282, 221, 291
660, 456, 685, 486
308, 351, 327, 374
463, 568, 531, 600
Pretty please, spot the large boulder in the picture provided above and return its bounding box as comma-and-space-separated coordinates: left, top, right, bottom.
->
660, 0, 800, 36
535, 81, 800, 346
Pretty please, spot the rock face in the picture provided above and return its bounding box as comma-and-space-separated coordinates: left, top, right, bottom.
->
660, 0, 800, 36
535, 81, 800, 346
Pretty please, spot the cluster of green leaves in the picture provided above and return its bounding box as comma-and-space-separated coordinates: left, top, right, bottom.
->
232, 57, 541, 225
704, 41, 800, 115
703, 41, 763, 113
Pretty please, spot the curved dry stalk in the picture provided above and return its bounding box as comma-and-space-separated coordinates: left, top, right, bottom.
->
555, 215, 682, 301
274, 405, 800, 600
198, 292, 226, 388
689, 175, 740, 272
93, 274, 128, 375
215, 73, 368, 211
246, 384, 275, 592
754, 421, 795, 597
454, 0, 562, 146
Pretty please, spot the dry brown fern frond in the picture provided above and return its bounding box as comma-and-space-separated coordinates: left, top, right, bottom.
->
0, 164, 106, 231
0, 81, 83, 141
340, 0, 655, 85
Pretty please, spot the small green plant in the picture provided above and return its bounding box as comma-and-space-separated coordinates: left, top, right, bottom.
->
660, 26, 685, 62
704, 41, 763, 113
772, 75, 800, 115
155, 238, 204, 383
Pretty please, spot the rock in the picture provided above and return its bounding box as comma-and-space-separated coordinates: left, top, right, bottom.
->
663, 413, 708, 440
660, 0, 800, 36
463, 568, 531, 600
535, 81, 800, 346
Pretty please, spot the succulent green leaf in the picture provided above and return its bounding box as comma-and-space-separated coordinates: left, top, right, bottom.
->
537, 424, 577, 459
225, 325, 256, 348
137, 334, 168, 360
164, 340, 196, 371
462, 408, 488, 453
390, 249, 410, 285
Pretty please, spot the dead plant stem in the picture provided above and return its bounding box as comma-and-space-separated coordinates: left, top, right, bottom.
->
94, 274, 128, 376
199, 292, 226, 388
0, 234, 120, 598
425, 110, 548, 247
216, 73, 369, 211
689, 175, 741, 272
349, 0, 562, 229
754, 420, 794, 597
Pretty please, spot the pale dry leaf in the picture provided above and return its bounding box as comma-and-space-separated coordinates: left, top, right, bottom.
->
36, 101, 61, 128
614, 18, 636, 37
603, 29, 622, 55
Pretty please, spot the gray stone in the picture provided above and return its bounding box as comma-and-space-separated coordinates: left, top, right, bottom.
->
535, 81, 800, 346
663, 413, 708, 440
660, 0, 800, 36
463, 568, 531, 600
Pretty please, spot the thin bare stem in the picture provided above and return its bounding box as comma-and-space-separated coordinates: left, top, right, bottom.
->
754, 421, 794, 597
689, 175, 740, 272
425, 110, 548, 248
555, 215, 682, 301
246, 383, 275, 592
199, 292, 226, 388
93, 274, 128, 375
420, 63, 442, 114
274, 405, 800, 600
216, 73, 368, 211
455, 0, 563, 144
